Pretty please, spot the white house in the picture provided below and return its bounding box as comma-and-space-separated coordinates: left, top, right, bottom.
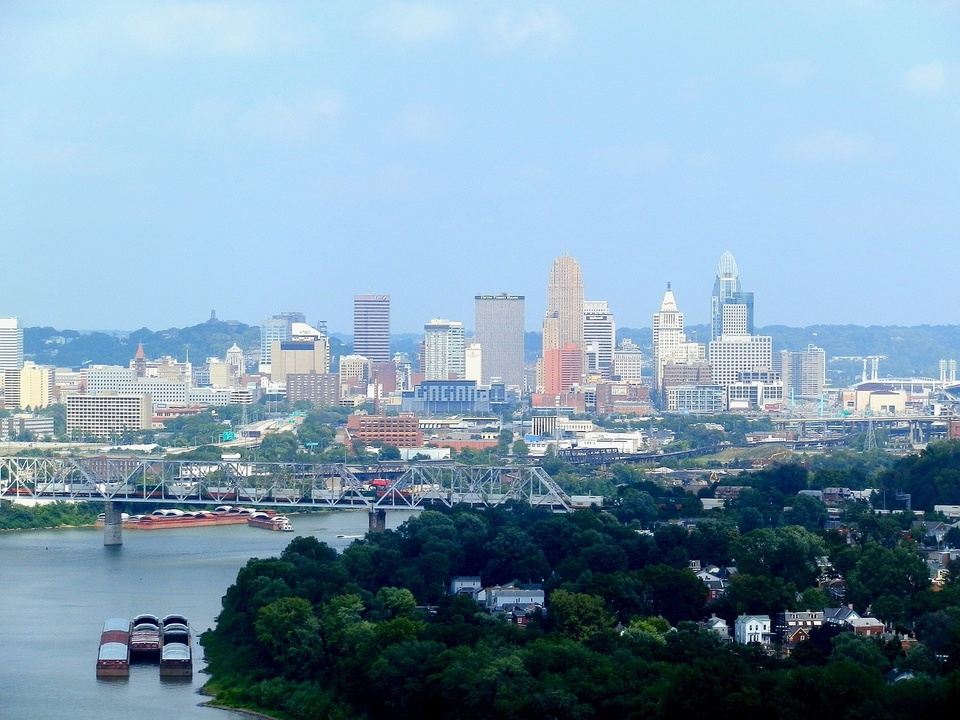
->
449, 576, 483, 598
734, 614, 772, 645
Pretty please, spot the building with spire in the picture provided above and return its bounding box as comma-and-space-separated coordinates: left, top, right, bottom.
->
706, 252, 779, 410
652, 284, 705, 391
710, 251, 754, 340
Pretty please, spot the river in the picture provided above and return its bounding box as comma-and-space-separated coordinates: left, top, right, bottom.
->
0, 510, 418, 719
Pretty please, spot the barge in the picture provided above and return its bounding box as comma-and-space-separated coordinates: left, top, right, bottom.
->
129, 614, 161, 661
96, 618, 130, 678
159, 614, 193, 677
118, 507, 275, 530
247, 512, 293, 531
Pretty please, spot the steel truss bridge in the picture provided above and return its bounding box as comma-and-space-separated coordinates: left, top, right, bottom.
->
0, 456, 572, 513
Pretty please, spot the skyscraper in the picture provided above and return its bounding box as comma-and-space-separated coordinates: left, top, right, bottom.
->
475, 293, 524, 387
353, 295, 391, 364
0, 318, 24, 409
583, 300, 615, 378
652, 284, 686, 389
0, 318, 24, 370
423, 319, 465, 380
776, 345, 826, 401
541, 256, 584, 392
710, 251, 754, 339
259, 312, 304, 372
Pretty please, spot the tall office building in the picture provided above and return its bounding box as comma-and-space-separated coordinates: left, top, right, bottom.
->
541, 256, 584, 392
707, 335, 773, 386
652, 284, 686, 389
20, 362, 53, 409
710, 251, 754, 340
475, 293, 525, 387
0, 318, 24, 370
423, 319, 465, 380
583, 300, 616, 378
354, 295, 391, 363
613, 340, 643, 383
776, 345, 826, 401
259, 312, 304, 372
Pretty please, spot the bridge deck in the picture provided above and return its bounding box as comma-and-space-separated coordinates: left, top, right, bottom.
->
0, 457, 573, 512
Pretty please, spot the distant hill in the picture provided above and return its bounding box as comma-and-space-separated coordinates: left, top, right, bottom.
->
25, 319, 262, 368
535, 325, 960, 385
27, 321, 960, 385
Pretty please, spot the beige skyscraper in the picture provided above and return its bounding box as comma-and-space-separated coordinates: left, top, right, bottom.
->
541, 256, 584, 392
545, 256, 584, 352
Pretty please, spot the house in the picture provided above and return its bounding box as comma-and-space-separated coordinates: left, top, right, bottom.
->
450, 576, 482, 598
915, 520, 952, 546
701, 614, 731, 640
734, 615, 773, 646
850, 617, 885, 636
696, 569, 730, 601
775, 611, 823, 643
483, 585, 546, 613
823, 606, 861, 626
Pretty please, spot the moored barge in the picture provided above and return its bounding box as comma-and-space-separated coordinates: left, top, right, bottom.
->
96, 618, 130, 678
129, 614, 161, 661
247, 512, 293, 531
121, 507, 275, 530
159, 614, 193, 677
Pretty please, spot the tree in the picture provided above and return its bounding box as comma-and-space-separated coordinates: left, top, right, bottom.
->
254, 597, 322, 674
548, 589, 614, 641
511, 439, 530, 458
638, 565, 708, 624
378, 445, 401, 460
830, 633, 889, 673
845, 543, 929, 611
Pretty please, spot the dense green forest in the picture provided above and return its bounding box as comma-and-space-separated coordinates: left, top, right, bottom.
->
202, 445, 960, 719
0, 500, 100, 530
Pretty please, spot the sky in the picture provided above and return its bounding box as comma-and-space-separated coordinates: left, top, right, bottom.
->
1, 1, 959, 333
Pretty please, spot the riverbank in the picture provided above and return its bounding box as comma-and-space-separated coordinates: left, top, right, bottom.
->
0, 499, 100, 530
200, 684, 288, 720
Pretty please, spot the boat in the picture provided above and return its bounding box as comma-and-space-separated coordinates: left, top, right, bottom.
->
159, 614, 192, 677
129, 614, 161, 660
96, 618, 130, 678
121, 507, 275, 530
247, 512, 293, 532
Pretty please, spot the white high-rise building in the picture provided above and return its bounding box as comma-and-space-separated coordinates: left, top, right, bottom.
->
465, 343, 483, 384
0, 318, 24, 370
613, 340, 643, 383
423, 319, 465, 380
583, 300, 616, 378
707, 335, 773, 387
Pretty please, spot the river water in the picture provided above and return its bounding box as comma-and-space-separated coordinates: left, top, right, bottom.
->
0, 510, 418, 719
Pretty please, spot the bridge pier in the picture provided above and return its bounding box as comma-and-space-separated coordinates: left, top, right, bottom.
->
103, 501, 122, 546
368, 509, 386, 533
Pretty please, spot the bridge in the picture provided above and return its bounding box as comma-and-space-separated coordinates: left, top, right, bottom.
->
0, 456, 572, 546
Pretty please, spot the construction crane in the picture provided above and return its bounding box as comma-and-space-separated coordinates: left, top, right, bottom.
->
830, 355, 887, 383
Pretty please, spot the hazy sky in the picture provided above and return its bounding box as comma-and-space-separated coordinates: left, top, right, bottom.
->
2, 1, 958, 332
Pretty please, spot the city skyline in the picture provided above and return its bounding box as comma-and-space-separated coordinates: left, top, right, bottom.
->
2, 3, 959, 331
